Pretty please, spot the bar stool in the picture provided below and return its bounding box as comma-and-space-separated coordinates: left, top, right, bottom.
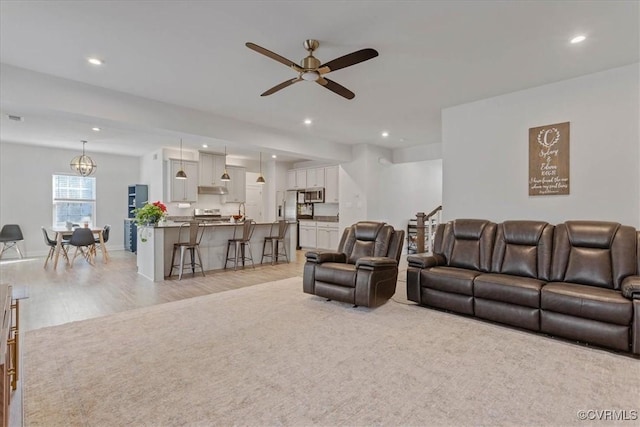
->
169, 221, 206, 280
261, 220, 289, 265
224, 220, 256, 270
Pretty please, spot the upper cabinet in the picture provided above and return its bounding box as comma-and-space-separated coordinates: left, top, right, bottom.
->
198, 152, 226, 187
168, 159, 198, 202
224, 166, 246, 203
287, 169, 307, 190
324, 165, 339, 203
306, 167, 325, 188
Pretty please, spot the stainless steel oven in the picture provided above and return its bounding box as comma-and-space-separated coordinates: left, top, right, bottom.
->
304, 188, 324, 203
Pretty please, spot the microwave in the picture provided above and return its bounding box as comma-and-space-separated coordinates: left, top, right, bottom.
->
304, 188, 325, 203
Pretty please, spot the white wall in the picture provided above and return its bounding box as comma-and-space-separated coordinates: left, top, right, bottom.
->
0, 142, 139, 257
442, 63, 640, 227
339, 144, 443, 247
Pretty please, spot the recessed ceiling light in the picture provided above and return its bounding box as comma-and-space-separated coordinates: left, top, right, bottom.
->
381, 131, 389, 138
202, 144, 208, 148
272, 154, 277, 159
304, 118, 312, 125
570, 35, 586, 44
87, 57, 103, 65
92, 127, 101, 132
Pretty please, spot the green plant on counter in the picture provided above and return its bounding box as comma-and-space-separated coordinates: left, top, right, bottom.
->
132, 201, 167, 226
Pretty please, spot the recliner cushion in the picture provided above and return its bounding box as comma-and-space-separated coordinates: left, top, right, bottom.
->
541, 282, 632, 325
421, 266, 479, 296
315, 263, 357, 288
474, 273, 545, 308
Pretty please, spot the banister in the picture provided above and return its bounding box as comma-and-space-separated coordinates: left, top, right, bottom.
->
415, 206, 443, 253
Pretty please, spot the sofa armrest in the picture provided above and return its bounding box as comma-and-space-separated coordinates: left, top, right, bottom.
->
406, 253, 446, 269
305, 250, 347, 264
621, 276, 640, 299
356, 256, 398, 269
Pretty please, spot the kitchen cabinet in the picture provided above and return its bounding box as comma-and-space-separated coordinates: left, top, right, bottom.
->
299, 221, 317, 248
316, 222, 339, 250
287, 169, 308, 190
126, 184, 148, 253
198, 152, 226, 187
224, 166, 246, 203
306, 167, 325, 188
324, 165, 339, 203
168, 159, 198, 202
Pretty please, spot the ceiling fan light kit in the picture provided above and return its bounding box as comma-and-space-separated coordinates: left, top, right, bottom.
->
246, 39, 378, 100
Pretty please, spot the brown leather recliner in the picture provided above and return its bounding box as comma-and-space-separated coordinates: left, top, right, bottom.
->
303, 221, 404, 307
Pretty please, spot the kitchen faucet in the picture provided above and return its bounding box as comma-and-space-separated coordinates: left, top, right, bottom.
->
238, 202, 246, 218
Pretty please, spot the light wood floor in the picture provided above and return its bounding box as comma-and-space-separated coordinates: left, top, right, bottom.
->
1, 249, 310, 333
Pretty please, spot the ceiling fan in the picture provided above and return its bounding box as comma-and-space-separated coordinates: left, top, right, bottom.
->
245, 39, 378, 100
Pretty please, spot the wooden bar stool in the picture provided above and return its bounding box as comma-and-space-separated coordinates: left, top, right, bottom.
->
224, 220, 256, 270
261, 220, 289, 265
169, 222, 206, 280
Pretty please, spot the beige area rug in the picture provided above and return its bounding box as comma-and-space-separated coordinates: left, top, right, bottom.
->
24, 277, 639, 426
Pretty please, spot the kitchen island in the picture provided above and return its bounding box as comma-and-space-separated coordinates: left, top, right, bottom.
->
136, 221, 297, 282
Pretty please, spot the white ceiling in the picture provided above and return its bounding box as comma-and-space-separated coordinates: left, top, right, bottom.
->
0, 0, 638, 162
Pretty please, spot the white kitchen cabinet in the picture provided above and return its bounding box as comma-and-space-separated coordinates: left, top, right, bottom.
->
223, 166, 246, 203
287, 169, 308, 190
296, 169, 307, 189
168, 159, 198, 202
198, 152, 226, 187
317, 222, 339, 250
299, 221, 317, 248
306, 167, 325, 188
324, 165, 339, 203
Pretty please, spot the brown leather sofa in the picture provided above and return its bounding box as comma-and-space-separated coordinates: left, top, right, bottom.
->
407, 219, 640, 355
303, 221, 404, 308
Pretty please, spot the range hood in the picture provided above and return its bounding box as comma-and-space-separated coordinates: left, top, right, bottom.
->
198, 185, 229, 195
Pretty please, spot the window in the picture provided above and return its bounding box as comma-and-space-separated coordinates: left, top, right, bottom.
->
52, 174, 96, 227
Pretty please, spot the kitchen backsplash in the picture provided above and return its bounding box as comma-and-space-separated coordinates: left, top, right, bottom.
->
313, 203, 339, 217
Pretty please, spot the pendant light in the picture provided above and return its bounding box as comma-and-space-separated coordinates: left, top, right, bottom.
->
256, 152, 266, 184
220, 146, 231, 181
70, 140, 97, 176
175, 138, 187, 179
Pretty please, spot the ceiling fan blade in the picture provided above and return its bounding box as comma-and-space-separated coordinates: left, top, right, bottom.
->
261, 77, 302, 96
317, 77, 355, 100
317, 48, 378, 74
246, 42, 303, 72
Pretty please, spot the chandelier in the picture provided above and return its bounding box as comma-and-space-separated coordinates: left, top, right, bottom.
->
70, 140, 97, 176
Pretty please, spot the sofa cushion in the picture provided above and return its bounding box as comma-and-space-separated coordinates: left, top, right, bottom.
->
315, 263, 356, 288
421, 266, 480, 296
541, 282, 632, 325
474, 273, 545, 308
442, 219, 496, 272
491, 221, 553, 280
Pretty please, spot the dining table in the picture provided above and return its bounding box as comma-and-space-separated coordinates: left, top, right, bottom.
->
49, 226, 109, 270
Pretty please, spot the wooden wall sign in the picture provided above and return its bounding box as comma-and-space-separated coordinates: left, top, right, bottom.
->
528, 121, 570, 196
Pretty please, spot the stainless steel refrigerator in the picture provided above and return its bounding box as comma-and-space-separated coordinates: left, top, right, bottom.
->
283, 190, 311, 249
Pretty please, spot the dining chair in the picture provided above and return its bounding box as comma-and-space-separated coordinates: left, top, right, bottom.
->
261, 220, 289, 265
42, 227, 69, 268
169, 222, 206, 280
0, 224, 24, 259
68, 227, 97, 266
225, 219, 256, 270
94, 224, 111, 248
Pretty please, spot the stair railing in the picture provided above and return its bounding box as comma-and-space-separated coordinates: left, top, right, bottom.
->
416, 205, 442, 253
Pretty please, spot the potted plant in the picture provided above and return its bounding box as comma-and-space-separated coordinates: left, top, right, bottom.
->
132, 201, 167, 242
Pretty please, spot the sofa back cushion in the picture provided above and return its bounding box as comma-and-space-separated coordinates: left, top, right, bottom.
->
491, 221, 553, 280
551, 221, 637, 289
442, 219, 496, 272
339, 221, 397, 264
